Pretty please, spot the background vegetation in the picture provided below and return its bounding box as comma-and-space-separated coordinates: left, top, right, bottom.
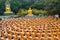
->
0, 0, 60, 16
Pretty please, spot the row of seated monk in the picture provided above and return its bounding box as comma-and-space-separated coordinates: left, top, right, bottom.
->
0, 17, 60, 40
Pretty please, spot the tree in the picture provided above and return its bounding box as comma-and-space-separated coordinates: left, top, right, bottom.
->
0, 0, 60, 15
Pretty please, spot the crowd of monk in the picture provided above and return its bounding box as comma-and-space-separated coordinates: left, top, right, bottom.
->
0, 17, 60, 40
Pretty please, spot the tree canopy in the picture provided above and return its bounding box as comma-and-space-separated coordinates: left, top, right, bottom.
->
0, 0, 60, 15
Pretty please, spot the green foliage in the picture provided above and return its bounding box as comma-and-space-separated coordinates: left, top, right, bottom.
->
44, 0, 60, 15
33, 9, 48, 15
0, 0, 5, 15
17, 9, 48, 16
0, 0, 60, 15
17, 9, 27, 16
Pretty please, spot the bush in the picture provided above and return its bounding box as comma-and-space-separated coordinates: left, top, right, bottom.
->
32, 9, 48, 15
17, 9, 48, 16
17, 9, 27, 16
